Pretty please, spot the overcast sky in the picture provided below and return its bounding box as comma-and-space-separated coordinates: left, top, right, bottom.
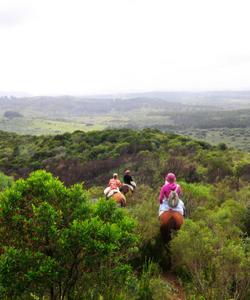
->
0, 0, 250, 96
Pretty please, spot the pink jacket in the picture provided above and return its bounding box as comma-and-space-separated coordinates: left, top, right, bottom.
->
109, 178, 122, 190
159, 182, 181, 204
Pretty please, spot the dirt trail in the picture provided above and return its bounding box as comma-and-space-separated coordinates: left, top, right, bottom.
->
162, 272, 186, 300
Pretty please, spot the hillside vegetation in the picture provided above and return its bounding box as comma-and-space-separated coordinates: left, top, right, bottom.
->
0, 128, 249, 299
0, 128, 250, 187
1, 92, 250, 150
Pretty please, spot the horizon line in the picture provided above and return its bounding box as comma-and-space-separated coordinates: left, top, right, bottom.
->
1, 88, 250, 98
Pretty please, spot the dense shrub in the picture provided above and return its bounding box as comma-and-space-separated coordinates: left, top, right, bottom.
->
179, 182, 215, 218
1, 128, 249, 188
0, 172, 13, 191
0, 171, 139, 299
171, 201, 250, 300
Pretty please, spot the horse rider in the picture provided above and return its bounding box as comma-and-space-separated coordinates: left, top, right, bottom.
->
123, 170, 136, 192
104, 173, 122, 198
158, 172, 185, 230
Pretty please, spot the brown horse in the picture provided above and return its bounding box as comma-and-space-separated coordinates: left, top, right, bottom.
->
111, 192, 126, 207
159, 211, 184, 243
119, 184, 133, 196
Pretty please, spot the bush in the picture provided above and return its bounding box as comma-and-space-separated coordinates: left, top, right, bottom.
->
0, 172, 13, 191
136, 261, 175, 300
0, 170, 139, 299
171, 201, 250, 300
180, 182, 215, 218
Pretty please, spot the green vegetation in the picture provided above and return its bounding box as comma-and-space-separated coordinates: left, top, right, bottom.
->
0, 128, 249, 299
0, 172, 13, 191
0, 170, 176, 299
1, 128, 250, 187
2, 92, 250, 150
177, 127, 250, 151
171, 201, 249, 299
0, 117, 105, 135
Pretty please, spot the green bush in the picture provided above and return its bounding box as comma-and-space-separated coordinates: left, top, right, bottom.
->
180, 182, 215, 218
171, 201, 250, 300
0, 172, 13, 191
136, 261, 175, 300
0, 170, 139, 299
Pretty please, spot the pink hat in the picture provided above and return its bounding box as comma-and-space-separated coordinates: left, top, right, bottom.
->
166, 173, 176, 183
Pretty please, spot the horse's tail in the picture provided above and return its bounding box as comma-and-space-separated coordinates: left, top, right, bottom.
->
160, 216, 175, 243
160, 212, 183, 243
111, 192, 126, 207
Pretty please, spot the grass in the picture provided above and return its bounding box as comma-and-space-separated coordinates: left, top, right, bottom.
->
0, 117, 105, 135
177, 128, 250, 151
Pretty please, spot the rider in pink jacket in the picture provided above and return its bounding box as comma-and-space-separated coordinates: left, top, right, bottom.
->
159, 173, 181, 204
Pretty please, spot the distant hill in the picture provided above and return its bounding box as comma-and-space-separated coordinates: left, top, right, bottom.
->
0, 91, 250, 119
0, 91, 250, 150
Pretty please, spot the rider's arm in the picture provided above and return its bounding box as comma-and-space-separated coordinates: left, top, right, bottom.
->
176, 184, 182, 196
158, 186, 165, 204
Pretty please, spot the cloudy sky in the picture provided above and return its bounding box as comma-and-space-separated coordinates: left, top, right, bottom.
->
0, 0, 250, 95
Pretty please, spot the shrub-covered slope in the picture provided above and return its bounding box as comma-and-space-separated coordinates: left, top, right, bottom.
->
0, 129, 249, 299
1, 128, 250, 189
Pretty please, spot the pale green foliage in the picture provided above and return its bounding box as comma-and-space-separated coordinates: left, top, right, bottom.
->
0, 172, 13, 192
171, 201, 250, 300
180, 182, 215, 217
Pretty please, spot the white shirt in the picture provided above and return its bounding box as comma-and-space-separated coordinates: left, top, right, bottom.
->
159, 198, 185, 216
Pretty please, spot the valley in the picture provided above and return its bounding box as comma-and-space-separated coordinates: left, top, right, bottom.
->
1, 91, 250, 150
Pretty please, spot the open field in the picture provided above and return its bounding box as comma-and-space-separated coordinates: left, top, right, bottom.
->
176, 128, 250, 151
0, 117, 105, 135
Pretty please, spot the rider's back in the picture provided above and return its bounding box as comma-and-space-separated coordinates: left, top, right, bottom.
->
109, 178, 121, 190
123, 174, 133, 185
159, 182, 181, 204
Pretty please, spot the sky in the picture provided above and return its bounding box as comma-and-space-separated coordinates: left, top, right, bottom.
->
0, 0, 250, 96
